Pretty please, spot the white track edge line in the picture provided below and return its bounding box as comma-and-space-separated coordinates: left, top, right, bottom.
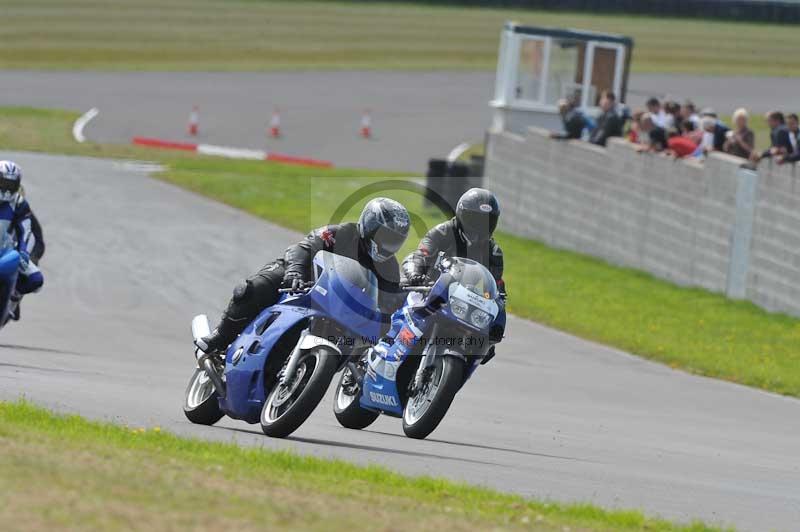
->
72, 107, 99, 143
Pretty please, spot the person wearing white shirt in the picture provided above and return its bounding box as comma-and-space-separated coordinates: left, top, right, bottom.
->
646, 97, 673, 129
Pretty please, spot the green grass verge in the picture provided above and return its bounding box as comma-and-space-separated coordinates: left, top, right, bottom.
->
1, 0, 797, 76
0, 400, 726, 531
2, 106, 799, 399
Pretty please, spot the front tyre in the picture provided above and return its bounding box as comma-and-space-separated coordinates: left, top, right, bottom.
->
402, 356, 465, 440
260, 347, 339, 438
333, 365, 379, 430
184, 368, 224, 425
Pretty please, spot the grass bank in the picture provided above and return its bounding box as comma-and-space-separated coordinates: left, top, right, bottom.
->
0, 401, 725, 532
1, 106, 799, 398
1, 0, 797, 76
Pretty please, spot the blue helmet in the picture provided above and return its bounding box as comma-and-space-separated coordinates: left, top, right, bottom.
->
0, 161, 22, 203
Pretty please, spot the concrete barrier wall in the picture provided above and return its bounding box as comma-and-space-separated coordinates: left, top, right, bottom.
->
485, 128, 800, 317
748, 162, 800, 314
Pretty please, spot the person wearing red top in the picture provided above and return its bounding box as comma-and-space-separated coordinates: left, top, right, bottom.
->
667, 134, 699, 158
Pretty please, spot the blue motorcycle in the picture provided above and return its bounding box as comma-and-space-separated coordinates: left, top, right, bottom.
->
332, 255, 506, 439
0, 238, 22, 330
184, 251, 384, 438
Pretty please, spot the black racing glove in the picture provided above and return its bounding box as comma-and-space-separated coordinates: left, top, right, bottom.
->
281, 271, 306, 292
402, 272, 427, 287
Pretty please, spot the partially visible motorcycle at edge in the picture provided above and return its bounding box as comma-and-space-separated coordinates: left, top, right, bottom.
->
0, 232, 23, 331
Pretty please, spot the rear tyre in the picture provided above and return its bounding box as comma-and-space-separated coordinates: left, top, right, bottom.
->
402, 356, 464, 440
260, 347, 339, 438
333, 365, 379, 430
183, 368, 224, 425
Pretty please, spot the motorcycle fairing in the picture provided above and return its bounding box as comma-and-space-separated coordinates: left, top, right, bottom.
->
361, 345, 404, 415
359, 311, 424, 415
218, 251, 384, 423
220, 302, 316, 423
0, 248, 20, 327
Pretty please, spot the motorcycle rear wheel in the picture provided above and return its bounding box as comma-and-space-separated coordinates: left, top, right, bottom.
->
184, 368, 224, 425
402, 355, 464, 440
260, 346, 339, 438
333, 365, 379, 430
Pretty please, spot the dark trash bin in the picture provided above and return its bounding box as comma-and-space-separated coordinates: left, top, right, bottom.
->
424, 159, 482, 216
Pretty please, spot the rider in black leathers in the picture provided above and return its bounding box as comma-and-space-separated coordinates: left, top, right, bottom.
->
402, 188, 506, 295
401, 188, 505, 363
196, 198, 411, 354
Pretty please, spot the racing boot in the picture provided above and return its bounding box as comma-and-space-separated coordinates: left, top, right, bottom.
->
194, 313, 248, 355
8, 292, 22, 322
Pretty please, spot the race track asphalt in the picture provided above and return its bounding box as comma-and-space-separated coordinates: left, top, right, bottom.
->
2, 71, 798, 171
1, 151, 798, 531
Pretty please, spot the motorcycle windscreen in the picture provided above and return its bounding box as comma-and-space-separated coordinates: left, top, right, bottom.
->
444, 257, 498, 300
310, 251, 382, 339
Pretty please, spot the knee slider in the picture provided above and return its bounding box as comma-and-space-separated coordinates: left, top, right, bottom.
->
232, 279, 251, 302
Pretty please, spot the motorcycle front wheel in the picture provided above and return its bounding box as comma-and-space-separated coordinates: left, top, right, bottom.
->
402, 355, 464, 440
183, 368, 224, 425
333, 365, 379, 430
260, 346, 339, 438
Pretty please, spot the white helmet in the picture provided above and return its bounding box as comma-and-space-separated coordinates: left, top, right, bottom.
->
0, 161, 22, 203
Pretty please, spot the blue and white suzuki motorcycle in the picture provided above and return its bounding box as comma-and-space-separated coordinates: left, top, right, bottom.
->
184, 251, 383, 438
0, 233, 22, 330
332, 256, 505, 439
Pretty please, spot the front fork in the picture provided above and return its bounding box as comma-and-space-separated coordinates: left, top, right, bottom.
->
279, 328, 309, 386
411, 322, 438, 394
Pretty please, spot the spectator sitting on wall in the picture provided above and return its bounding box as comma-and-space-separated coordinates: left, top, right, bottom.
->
777, 113, 800, 165
589, 91, 625, 146
549, 97, 586, 140
787, 113, 799, 153
679, 117, 703, 146
751, 111, 793, 163
700, 107, 717, 119
666, 129, 699, 158
636, 112, 668, 152
723, 108, 755, 160
665, 100, 682, 131
701, 115, 730, 152
777, 145, 800, 165
680, 100, 700, 129
627, 109, 644, 144
646, 97, 673, 129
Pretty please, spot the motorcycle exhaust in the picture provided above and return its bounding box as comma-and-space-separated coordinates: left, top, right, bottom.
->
191, 314, 226, 399
198, 353, 226, 399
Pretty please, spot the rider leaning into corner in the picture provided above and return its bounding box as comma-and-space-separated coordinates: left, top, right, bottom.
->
195, 197, 411, 355
399, 187, 506, 363
0, 161, 45, 320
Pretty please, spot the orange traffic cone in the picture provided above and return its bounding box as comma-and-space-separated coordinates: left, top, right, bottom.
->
360, 109, 372, 139
270, 109, 281, 139
188, 105, 199, 136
